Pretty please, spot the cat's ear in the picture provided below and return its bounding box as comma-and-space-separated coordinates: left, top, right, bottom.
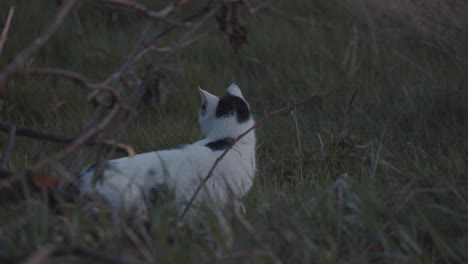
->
198, 87, 208, 104
226, 83, 243, 98
198, 87, 217, 104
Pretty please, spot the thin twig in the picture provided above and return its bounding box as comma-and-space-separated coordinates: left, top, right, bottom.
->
21, 245, 55, 264
0, 120, 134, 156
420, 40, 468, 66
240, 0, 272, 15
97, 0, 192, 28
231, 204, 282, 264
210, 249, 272, 263
104, 2, 213, 85
122, 224, 155, 264
0, 125, 15, 169
136, 30, 219, 55
0, 105, 121, 189
179, 87, 341, 219
137, 1, 222, 69
24, 67, 122, 105
29, 105, 121, 172
0, 0, 77, 87
0, 6, 14, 56
19, 244, 140, 264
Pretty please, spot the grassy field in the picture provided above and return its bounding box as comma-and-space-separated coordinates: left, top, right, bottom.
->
1, 0, 467, 263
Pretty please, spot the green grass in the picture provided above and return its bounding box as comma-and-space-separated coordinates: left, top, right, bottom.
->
1, 0, 467, 263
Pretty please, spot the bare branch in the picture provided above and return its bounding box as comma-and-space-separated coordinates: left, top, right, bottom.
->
420, 40, 468, 66
154, 0, 193, 17
24, 67, 123, 107
0, 119, 134, 156
0, 125, 15, 169
239, 0, 272, 15
21, 245, 55, 264
97, 0, 192, 28
0, 105, 121, 189
17, 244, 141, 264
140, 2, 222, 70
136, 30, 218, 55
180, 87, 341, 219
30, 104, 121, 172
0, 6, 14, 56
0, 0, 256, 194
104, 2, 213, 85
0, 0, 78, 87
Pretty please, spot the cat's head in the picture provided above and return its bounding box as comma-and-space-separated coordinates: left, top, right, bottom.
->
198, 84, 252, 137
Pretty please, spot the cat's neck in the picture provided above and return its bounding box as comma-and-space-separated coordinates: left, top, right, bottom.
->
207, 118, 255, 145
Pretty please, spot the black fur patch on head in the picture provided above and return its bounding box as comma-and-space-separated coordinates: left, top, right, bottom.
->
205, 137, 235, 151
215, 94, 250, 123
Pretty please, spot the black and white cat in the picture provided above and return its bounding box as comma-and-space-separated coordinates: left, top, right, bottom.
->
78, 84, 256, 218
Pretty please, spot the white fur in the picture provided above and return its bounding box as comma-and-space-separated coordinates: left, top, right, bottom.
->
78, 84, 256, 218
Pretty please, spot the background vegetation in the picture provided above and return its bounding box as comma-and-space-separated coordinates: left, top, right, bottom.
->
0, 0, 467, 263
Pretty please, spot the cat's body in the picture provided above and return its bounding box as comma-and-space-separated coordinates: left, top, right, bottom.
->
78, 84, 256, 218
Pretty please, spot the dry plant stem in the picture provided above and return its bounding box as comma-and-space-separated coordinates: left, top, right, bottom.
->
29, 105, 120, 172
420, 40, 468, 65
0, 125, 15, 169
136, 2, 222, 68
97, 0, 192, 28
0, 0, 77, 87
231, 205, 282, 264
0, 105, 121, 189
213, 250, 272, 262
25, 68, 121, 102
240, 0, 272, 15
105, 1, 214, 85
0, 120, 134, 156
122, 224, 155, 264
0, 6, 14, 56
378, 186, 468, 235
140, 30, 219, 54
104, 22, 153, 85
20, 245, 140, 264
179, 87, 341, 219
21, 245, 55, 264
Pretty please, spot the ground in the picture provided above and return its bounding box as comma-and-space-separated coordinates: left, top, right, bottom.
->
0, 0, 467, 263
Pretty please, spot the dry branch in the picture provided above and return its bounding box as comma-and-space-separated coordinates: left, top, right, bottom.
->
21, 245, 55, 264
104, 1, 215, 86
24, 67, 123, 107
97, 0, 192, 28
0, 105, 121, 189
0, 6, 14, 56
138, 2, 222, 70
0, 0, 77, 88
137, 30, 219, 54
0, 119, 134, 156
180, 87, 341, 219
30, 104, 121, 172
0, 125, 15, 169
18, 244, 141, 264
0, 0, 265, 196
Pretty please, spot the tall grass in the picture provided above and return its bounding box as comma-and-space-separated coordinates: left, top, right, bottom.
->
1, 0, 467, 263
